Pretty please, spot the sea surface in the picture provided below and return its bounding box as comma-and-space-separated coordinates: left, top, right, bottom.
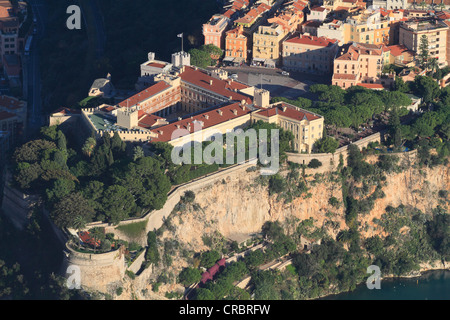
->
321, 270, 450, 300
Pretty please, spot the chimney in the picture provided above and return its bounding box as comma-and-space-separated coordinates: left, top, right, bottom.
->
204, 114, 209, 120
218, 109, 223, 116
282, 106, 287, 112
232, 109, 238, 115
178, 117, 182, 121
210, 80, 213, 85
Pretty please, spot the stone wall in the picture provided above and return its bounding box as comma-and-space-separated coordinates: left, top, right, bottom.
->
64, 243, 126, 294
1, 172, 40, 230
287, 132, 383, 172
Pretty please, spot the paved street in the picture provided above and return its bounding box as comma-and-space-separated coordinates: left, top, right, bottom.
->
25, 0, 47, 138
223, 65, 331, 100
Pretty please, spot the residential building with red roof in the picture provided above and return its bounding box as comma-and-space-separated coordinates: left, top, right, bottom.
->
387, 44, 415, 66
332, 42, 392, 88
225, 25, 249, 62
0, 94, 26, 146
281, 33, 339, 74
203, 14, 231, 50
307, 6, 330, 21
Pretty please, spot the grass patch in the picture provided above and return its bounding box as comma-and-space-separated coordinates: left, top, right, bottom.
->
116, 221, 147, 239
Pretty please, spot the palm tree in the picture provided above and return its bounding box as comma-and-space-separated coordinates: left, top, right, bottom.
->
72, 215, 86, 249
437, 2, 446, 11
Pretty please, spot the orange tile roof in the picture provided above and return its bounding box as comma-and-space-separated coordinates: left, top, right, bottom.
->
138, 113, 164, 129
0, 110, 17, 121
149, 102, 252, 143
387, 44, 412, 57
0, 95, 22, 110
256, 102, 321, 122
285, 34, 337, 47
178, 66, 252, 104
118, 81, 171, 108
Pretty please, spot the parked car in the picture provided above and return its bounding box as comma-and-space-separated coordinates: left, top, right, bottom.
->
281, 71, 290, 76
230, 73, 238, 79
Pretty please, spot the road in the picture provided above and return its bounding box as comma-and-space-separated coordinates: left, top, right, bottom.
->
223, 65, 329, 100
24, 0, 47, 138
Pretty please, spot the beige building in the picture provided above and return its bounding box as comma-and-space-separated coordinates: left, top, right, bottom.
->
399, 18, 449, 66
252, 102, 325, 153
343, 8, 392, 45
282, 34, 339, 74
252, 23, 286, 66
317, 19, 345, 43
332, 42, 391, 88
307, 6, 330, 21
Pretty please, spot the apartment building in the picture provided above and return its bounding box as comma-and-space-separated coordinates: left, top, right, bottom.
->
0, 95, 26, 147
436, 11, 450, 65
267, 7, 304, 34
343, 8, 391, 45
399, 18, 449, 65
317, 19, 345, 43
203, 14, 231, 50
282, 34, 339, 74
332, 42, 390, 88
372, 0, 408, 10
0, 0, 20, 66
225, 25, 249, 63
234, 2, 271, 33
307, 6, 330, 21
252, 23, 286, 66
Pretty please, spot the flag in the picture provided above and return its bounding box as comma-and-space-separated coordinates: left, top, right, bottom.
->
177, 33, 183, 38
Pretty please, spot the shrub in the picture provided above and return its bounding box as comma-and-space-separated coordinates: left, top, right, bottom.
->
308, 159, 322, 168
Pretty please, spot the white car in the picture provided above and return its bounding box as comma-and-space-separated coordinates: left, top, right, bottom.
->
281, 71, 290, 76
230, 73, 238, 79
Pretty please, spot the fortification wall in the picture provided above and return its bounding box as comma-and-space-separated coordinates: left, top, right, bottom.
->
1, 173, 40, 230
287, 132, 382, 172
65, 243, 126, 293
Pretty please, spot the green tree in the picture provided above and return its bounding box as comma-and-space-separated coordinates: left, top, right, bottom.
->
178, 267, 202, 286
51, 193, 95, 229
418, 35, 429, 68
314, 136, 339, 153
101, 185, 137, 224
200, 250, 221, 268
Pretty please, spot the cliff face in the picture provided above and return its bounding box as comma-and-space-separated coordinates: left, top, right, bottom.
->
84, 161, 449, 299
164, 163, 449, 251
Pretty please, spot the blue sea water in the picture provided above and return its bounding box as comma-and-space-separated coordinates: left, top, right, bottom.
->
321, 270, 450, 300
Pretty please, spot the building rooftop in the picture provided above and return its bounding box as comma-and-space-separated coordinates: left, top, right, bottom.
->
400, 18, 449, 32
0, 110, 16, 121
149, 102, 252, 143
284, 34, 338, 47
256, 102, 322, 122
118, 81, 172, 108
178, 66, 252, 104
